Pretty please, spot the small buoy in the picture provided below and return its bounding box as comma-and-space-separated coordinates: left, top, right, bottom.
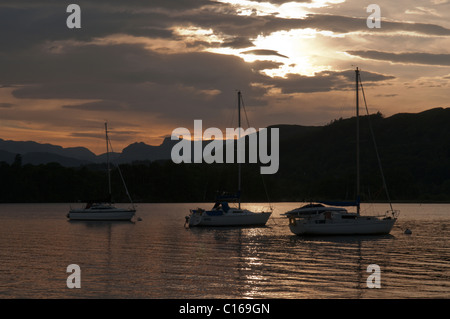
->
404, 229, 412, 235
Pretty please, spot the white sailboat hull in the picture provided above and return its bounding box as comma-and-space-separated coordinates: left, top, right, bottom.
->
189, 210, 271, 227
68, 207, 135, 221
288, 217, 396, 235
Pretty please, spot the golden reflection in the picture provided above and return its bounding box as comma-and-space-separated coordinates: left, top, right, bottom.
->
242, 254, 265, 298
239, 226, 268, 298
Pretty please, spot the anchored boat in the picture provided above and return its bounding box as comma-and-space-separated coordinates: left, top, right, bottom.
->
68, 122, 136, 221
186, 91, 272, 227
284, 68, 399, 235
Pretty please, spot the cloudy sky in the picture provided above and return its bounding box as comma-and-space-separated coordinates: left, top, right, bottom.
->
0, 0, 449, 153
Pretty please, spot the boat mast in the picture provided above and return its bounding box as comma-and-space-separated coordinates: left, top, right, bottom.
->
105, 122, 112, 202
237, 90, 241, 209
355, 68, 360, 216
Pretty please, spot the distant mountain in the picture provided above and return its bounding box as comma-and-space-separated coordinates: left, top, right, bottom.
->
0, 138, 98, 165
116, 137, 178, 163
0, 137, 174, 166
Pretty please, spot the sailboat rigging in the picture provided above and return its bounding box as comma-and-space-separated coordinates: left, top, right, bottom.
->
186, 91, 272, 227
284, 67, 399, 235
67, 122, 136, 221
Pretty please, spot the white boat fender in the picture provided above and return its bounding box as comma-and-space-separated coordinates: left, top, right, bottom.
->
404, 229, 412, 235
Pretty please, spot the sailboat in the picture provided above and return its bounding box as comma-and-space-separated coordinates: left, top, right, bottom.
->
67, 123, 136, 221
284, 68, 399, 235
186, 91, 272, 227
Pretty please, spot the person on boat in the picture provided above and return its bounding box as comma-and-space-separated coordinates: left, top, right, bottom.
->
213, 201, 230, 212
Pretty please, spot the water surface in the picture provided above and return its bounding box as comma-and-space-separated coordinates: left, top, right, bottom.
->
0, 202, 448, 298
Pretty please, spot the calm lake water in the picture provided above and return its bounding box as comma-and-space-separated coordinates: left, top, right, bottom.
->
0, 202, 448, 299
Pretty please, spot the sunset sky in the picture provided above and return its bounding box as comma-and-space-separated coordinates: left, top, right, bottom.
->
0, 0, 449, 154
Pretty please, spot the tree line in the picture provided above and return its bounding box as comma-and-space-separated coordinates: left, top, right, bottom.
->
1, 155, 450, 203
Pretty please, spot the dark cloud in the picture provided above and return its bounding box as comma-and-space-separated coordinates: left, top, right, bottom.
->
220, 37, 254, 49
1, 35, 395, 123
177, 12, 450, 42
0, 2, 401, 104
298, 14, 450, 36
241, 49, 288, 58
0, 0, 213, 10
3, 41, 269, 120
347, 50, 450, 66
2, 1, 449, 57
0, 6, 174, 53
250, 60, 284, 71
268, 69, 395, 94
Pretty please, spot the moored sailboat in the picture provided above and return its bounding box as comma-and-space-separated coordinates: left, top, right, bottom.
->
284, 68, 399, 235
67, 123, 136, 221
188, 192, 272, 227
284, 202, 398, 235
187, 91, 272, 227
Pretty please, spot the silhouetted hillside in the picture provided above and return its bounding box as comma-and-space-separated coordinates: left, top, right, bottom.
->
269, 107, 450, 202
1, 107, 450, 203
